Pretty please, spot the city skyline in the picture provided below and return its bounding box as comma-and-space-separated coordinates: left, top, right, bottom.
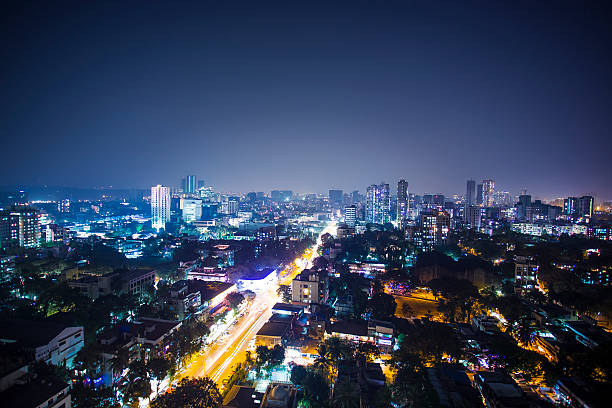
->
1, 1, 612, 198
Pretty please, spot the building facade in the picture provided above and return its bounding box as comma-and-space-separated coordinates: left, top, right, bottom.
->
365, 183, 390, 225
151, 184, 171, 231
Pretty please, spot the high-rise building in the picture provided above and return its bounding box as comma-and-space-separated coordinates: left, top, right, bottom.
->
0, 206, 40, 248
328, 190, 343, 207
419, 210, 450, 249
366, 183, 391, 224
577, 196, 594, 218
181, 175, 197, 194
482, 179, 495, 207
516, 194, 532, 220
476, 183, 484, 205
514, 255, 538, 296
351, 190, 361, 204
465, 205, 482, 229
563, 197, 578, 215
396, 179, 409, 228
151, 185, 171, 231
466, 180, 476, 206
344, 205, 357, 228
181, 198, 202, 223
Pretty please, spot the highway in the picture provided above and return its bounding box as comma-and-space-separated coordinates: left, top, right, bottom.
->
175, 221, 336, 389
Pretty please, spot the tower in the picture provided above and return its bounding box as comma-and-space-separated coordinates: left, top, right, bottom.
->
396, 179, 409, 228
151, 184, 171, 232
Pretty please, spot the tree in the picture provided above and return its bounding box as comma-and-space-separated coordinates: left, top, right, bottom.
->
148, 357, 172, 396
301, 370, 329, 406
226, 292, 245, 310
357, 342, 380, 362
71, 380, 120, 408
277, 284, 292, 302
269, 344, 285, 366
150, 377, 222, 408
331, 378, 360, 408
291, 365, 308, 385
110, 347, 130, 382
255, 345, 271, 370
369, 292, 397, 320
401, 302, 413, 318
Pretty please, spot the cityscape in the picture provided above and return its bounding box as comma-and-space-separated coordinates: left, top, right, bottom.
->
1, 2, 612, 408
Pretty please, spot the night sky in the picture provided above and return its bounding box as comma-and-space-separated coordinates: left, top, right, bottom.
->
1, 1, 611, 199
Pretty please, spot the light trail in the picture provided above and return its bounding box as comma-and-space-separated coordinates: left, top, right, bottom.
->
174, 221, 337, 388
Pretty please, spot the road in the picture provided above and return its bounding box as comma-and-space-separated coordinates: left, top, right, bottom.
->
177, 221, 336, 388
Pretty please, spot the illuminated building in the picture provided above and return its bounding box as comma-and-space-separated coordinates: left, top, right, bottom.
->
466, 179, 476, 206
365, 183, 390, 224
577, 195, 593, 218
271, 190, 293, 202
563, 196, 577, 215
465, 205, 482, 229
0, 206, 40, 248
344, 205, 356, 228
396, 179, 409, 228
476, 183, 483, 205
291, 269, 328, 305
418, 210, 450, 249
180, 198, 202, 223
237, 268, 278, 293
482, 179, 495, 207
514, 255, 538, 295
151, 184, 170, 231
181, 175, 197, 194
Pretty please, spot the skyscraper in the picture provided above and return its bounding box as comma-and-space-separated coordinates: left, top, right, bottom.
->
466, 180, 476, 206
482, 179, 495, 207
476, 183, 484, 205
563, 197, 578, 215
181, 175, 197, 194
396, 179, 409, 228
328, 190, 343, 207
344, 205, 357, 228
577, 196, 594, 218
366, 183, 391, 224
151, 184, 171, 231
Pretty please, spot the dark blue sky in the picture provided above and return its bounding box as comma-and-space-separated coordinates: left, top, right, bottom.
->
1, 1, 611, 200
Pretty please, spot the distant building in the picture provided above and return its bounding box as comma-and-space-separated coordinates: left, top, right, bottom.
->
181, 175, 197, 194
465, 205, 482, 230
476, 183, 484, 205
466, 179, 476, 206
514, 255, 538, 295
482, 179, 495, 207
419, 210, 450, 249
396, 179, 409, 228
563, 196, 594, 218
181, 198, 202, 223
151, 184, 171, 231
344, 205, 357, 228
577, 196, 594, 218
0, 206, 40, 248
68, 268, 156, 299
365, 183, 390, 225
271, 190, 293, 203
328, 189, 343, 208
